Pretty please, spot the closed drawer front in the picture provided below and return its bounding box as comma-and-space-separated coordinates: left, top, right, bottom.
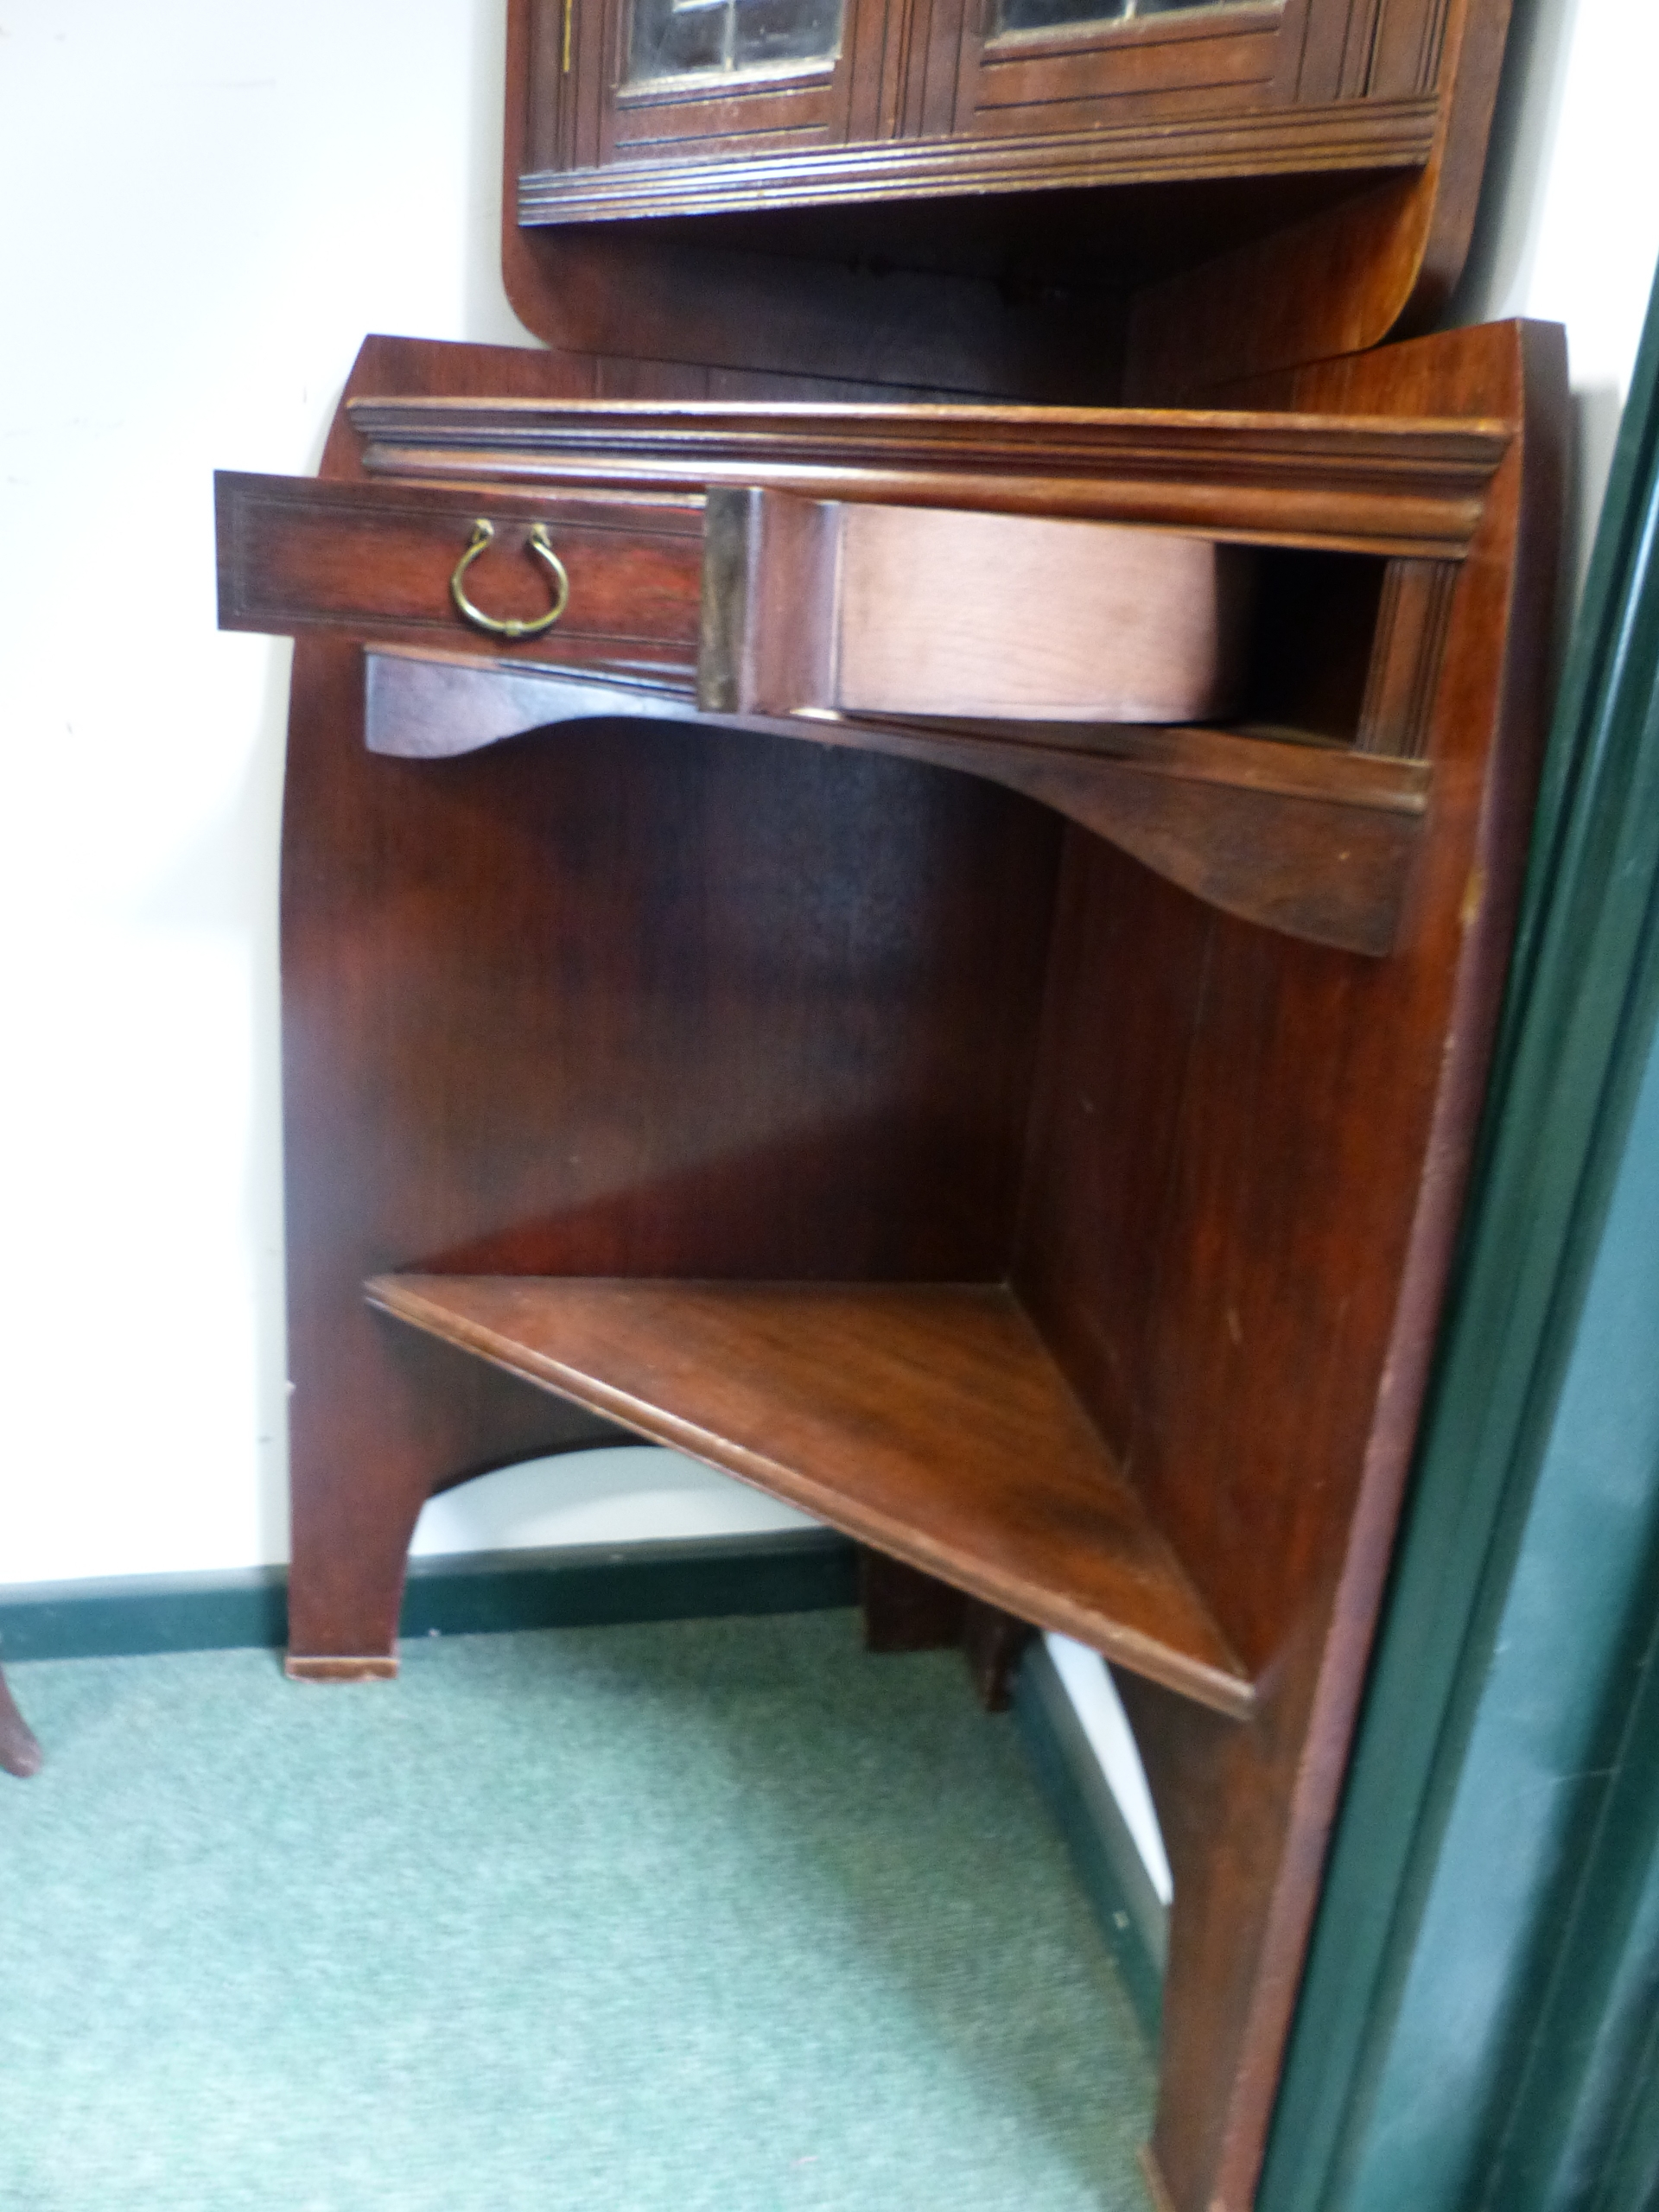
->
214, 472, 705, 678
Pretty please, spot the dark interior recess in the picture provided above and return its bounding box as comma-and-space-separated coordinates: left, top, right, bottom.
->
1236, 550, 1389, 745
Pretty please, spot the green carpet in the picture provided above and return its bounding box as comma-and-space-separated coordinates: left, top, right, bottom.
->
0, 1612, 1154, 2211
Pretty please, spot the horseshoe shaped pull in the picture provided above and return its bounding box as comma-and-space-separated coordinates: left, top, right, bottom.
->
449, 518, 570, 639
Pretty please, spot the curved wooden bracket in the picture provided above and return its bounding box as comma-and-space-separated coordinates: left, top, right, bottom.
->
363, 644, 1427, 956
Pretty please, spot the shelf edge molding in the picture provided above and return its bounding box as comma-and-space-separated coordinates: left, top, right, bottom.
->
346, 397, 1507, 561
363, 644, 1426, 957
517, 95, 1439, 226
365, 1272, 1257, 1721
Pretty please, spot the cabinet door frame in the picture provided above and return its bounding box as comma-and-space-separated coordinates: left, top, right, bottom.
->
949, 0, 1306, 147
946, 0, 1452, 145
545, 0, 892, 174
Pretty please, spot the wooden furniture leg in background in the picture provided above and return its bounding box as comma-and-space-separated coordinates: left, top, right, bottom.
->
861, 1551, 1035, 1711
0, 1664, 41, 1778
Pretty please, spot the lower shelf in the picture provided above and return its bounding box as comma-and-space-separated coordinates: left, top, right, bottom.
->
365, 1273, 1254, 1720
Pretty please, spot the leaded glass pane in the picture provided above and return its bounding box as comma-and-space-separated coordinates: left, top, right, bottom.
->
628, 0, 844, 85
995, 0, 1261, 33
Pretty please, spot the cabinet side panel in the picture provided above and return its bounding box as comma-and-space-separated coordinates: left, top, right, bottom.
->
1014, 321, 1563, 2212
1014, 836, 1214, 1466
281, 639, 632, 1664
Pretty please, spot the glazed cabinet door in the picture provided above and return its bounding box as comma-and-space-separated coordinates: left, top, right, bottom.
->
537, 0, 887, 179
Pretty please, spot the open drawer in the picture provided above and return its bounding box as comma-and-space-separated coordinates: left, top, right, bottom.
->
216, 394, 1516, 954
213, 472, 706, 686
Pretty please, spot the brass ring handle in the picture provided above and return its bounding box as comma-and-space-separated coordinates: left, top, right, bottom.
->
449, 518, 570, 639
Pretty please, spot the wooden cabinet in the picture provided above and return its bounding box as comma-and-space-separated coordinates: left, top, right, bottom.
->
211, 2, 1561, 2205
216, 317, 1564, 2212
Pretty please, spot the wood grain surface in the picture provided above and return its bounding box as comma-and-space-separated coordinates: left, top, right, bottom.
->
365, 1274, 1254, 1713
1025, 318, 1565, 2212
733, 496, 1251, 723
360, 644, 1428, 956
347, 394, 1505, 557
214, 471, 702, 676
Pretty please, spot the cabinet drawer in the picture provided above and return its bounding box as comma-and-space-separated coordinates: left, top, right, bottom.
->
214, 473, 705, 678
701, 489, 1253, 723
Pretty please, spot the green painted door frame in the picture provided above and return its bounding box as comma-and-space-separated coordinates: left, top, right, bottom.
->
1260, 280, 1659, 2211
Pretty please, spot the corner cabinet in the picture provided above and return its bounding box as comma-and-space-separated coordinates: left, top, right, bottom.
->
213, 1, 1560, 2205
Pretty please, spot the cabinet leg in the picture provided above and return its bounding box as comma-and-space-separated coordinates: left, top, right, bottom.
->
278, 632, 630, 1679
859, 1550, 1032, 1711
961, 1599, 1033, 1713
1117, 1674, 1337, 2212
860, 1548, 964, 1651
283, 1297, 616, 1678
1136, 2144, 1179, 2212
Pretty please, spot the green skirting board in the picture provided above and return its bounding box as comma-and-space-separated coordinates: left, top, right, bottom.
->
0, 1529, 860, 1663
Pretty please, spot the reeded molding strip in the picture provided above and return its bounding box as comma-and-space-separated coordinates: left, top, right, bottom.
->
517, 94, 1439, 224
348, 399, 1509, 560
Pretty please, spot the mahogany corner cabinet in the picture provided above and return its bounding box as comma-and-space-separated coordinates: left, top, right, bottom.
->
213, 0, 1564, 2204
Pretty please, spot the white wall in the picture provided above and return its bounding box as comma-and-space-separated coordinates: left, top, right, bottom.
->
0, 0, 530, 1582
1446, 0, 1659, 579
1, 0, 1656, 1589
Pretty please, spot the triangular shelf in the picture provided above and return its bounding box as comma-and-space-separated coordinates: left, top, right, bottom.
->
366, 1274, 1254, 1720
